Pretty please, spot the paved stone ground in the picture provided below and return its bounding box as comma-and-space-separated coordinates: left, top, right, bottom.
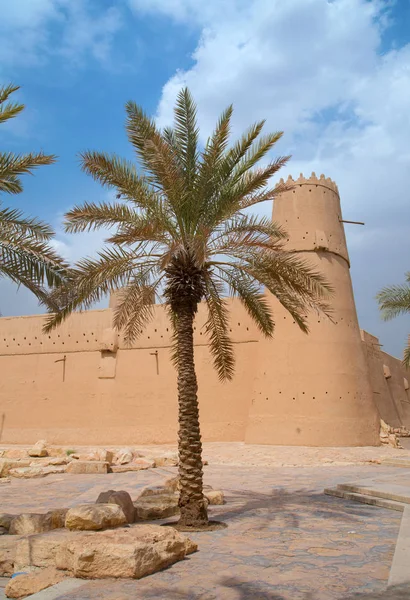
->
0, 457, 405, 599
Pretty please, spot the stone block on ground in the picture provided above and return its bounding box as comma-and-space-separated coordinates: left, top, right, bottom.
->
3, 449, 28, 460
9, 466, 66, 479
66, 461, 108, 475
204, 490, 225, 505
70, 449, 113, 464
5, 567, 65, 598
9, 510, 68, 536
152, 452, 179, 468
0, 460, 31, 478
0, 535, 22, 576
28, 441, 48, 458
13, 526, 196, 580
134, 494, 180, 520
110, 458, 154, 473
55, 525, 197, 579
29, 457, 68, 467
139, 476, 180, 499
0, 515, 13, 532
47, 447, 66, 458
65, 504, 127, 531
95, 491, 135, 524
113, 448, 133, 465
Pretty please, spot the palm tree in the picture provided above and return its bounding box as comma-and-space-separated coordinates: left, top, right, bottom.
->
377, 274, 410, 366
0, 84, 66, 304
45, 88, 332, 529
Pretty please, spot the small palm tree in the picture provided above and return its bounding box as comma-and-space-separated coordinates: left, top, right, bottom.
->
377, 274, 410, 366
45, 89, 332, 529
0, 84, 66, 304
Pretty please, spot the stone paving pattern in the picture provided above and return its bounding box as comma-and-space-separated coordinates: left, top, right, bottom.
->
1, 443, 409, 599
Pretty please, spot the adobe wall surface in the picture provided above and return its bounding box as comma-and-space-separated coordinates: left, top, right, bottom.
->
246, 174, 380, 446
0, 301, 257, 445
361, 330, 410, 429
0, 173, 408, 446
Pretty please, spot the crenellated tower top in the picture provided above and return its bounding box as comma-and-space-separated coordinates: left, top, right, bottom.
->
272, 172, 348, 265
278, 172, 339, 196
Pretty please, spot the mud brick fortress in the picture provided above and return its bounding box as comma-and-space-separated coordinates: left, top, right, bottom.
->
1, 174, 409, 447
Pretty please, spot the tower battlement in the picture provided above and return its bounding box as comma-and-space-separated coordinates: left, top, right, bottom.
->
278, 172, 339, 196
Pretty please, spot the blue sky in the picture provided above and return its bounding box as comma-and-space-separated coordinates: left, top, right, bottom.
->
1, 0, 410, 358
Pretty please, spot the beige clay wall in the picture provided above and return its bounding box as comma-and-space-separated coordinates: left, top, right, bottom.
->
361, 330, 410, 429
0, 302, 258, 445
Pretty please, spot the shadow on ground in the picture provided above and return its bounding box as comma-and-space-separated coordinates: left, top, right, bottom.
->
120, 580, 410, 600
212, 486, 381, 529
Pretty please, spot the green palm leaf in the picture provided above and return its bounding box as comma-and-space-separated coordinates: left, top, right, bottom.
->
0, 83, 66, 307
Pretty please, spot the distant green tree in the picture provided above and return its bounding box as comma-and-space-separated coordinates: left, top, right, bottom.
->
377, 273, 410, 366
0, 84, 66, 304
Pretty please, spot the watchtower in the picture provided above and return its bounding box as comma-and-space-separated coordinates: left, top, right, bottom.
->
244, 173, 380, 446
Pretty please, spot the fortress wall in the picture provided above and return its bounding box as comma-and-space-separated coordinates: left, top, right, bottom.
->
0, 305, 408, 446
1, 172, 408, 447
0, 301, 257, 445
361, 330, 410, 429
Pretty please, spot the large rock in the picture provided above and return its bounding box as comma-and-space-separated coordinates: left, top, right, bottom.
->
0, 514, 14, 531
47, 447, 67, 458
28, 440, 48, 458
110, 458, 154, 473
139, 476, 180, 499
0, 459, 31, 478
0, 535, 21, 576
134, 494, 180, 520
204, 490, 224, 505
65, 504, 127, 531
95, 490, 135, 524
14, 533, 64, 572
13, 526, 196, 580
66, 461, 108, 474
71, 449, 113, 464
153, 452, 179, 468
5, 567, 65, 598
9, 509, 68, 535
113, 448, 133, 465
29, 457, 68, 467
3, 449, 28, 460
9, 466, 66, 479
55, 525, 196, 579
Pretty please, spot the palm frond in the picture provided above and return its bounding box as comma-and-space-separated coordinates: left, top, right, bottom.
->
43, 246, 138, 331
203, 274, 235, 381
0, 84, 24, 124
0, 235, 67, 289
173, 88, 199, 194
217, 266, 274, 337
79, 151, 158, 210
113, 272, 162, 344
64, 201, 136, 233
377, 283, 410, 321
0, 205, 54, 240
403, 344, 410, 369
0, 152, 56, 195
209, 214, 287, 254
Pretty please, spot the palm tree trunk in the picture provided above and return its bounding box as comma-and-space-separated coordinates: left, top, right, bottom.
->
176, 303, 208, 528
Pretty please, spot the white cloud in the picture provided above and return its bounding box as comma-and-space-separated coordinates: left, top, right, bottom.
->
0, 0, 123, 74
